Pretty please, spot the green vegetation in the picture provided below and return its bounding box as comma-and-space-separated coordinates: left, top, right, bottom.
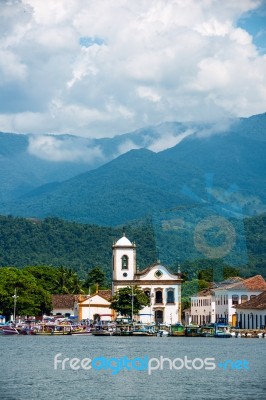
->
0, 215, 157, 280
109, 286, 150, 318
0, 267, 52, 318
84, 266, 106, 291
0, 210, 265, 318
0, 213, 265, 281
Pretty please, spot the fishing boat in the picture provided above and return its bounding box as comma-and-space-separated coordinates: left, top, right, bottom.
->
214, 319, 232, 338
91, 329, 113, 336
31, 323, 72, 335
112, 324, 133, 336
199, 323, 215, 337
169, 323, 185, 337
184, 325, 200, 337
91, 321, 115, 336
132, 323, 157, 336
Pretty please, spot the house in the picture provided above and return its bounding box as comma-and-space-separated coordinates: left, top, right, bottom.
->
78, 290, 113, 322
190, 287, 215, 325
213, 275, 266, 326
112, 233, 182, 324
234, 290, 266, 329
190, 275, 266, 326
51, 294, 79, 318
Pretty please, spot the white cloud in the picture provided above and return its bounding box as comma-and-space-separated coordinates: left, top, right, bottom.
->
0, 0, 265, 138
116, 140, 141, 156
148, 129, 195, 152
28, 135, 105, 163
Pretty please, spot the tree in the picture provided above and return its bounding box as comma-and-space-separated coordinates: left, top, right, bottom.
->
56, 266, 84, 294
0, 267, 52, 318
109, 286, 149, 318
84, 266, 106, 289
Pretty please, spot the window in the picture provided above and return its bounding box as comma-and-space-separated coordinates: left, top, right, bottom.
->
121, 255, 128, 270
155, 270, 163, 278
167, 290, 175, 304
232, 295, 239, 305
241, 295, 248, 303
155, 290, 163, 304
250, 295, 256, 300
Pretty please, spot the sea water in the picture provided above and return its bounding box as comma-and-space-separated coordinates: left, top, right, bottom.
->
0, 335, 265, 400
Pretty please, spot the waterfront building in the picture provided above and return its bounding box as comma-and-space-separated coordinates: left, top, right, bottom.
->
234, 290, 266, 329
191, 275, 266, 326
78, 290, 113, 322
52, 294, 79, 318
112, 233, 182, 324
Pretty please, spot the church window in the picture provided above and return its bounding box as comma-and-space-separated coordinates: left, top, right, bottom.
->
121, 255, 128, 270
155, 290, 163, 304
167, 290, 175, 304
155, 270, 163, 278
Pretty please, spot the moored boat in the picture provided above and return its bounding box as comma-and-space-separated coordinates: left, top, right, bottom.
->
185, 325, 200, 337
199, 324, 215, 337
31, 323, 72, 335
132, 323, 157, 336
169, 323, 185, 337
1, 325, 19, 335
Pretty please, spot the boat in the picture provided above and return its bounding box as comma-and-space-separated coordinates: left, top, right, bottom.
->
132, 323, 157, 336
31, 323, 72, 335
91, 321, 115, 336
157, 329, 169, 337
112, 324, 133, 336
169, 323, 185, 337
1, 325, 19, 335
91, 329, 113, 336
214, 319, 232, 338
199, 323, 215, 337
214, 327, 232, 338
184, 325, 200, 337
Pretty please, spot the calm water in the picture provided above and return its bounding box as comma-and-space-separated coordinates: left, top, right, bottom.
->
0, 335, 265, 400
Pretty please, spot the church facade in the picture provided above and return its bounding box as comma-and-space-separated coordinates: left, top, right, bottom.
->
112, 234, 182, 324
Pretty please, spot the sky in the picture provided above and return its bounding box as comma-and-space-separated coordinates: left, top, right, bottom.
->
0, 0, 266, 140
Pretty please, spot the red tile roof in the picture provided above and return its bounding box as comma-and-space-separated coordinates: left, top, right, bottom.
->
214, 275, 266, 291
97, 290, 112, 301
52, 294, 80, 309
234, 291, 266, 310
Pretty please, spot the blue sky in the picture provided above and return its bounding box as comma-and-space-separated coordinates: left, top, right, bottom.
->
238, 2, 266, 52
0, 0, 265, 141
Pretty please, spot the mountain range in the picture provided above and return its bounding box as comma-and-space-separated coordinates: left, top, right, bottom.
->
0, 112, 265, 227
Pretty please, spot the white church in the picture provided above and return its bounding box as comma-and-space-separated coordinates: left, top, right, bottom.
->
112, 233, 182, 324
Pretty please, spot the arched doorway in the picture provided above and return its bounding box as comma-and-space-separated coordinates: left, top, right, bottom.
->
155, 310, 163, 324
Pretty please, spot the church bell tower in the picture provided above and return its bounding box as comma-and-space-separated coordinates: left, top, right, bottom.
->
112, 233, 136, 292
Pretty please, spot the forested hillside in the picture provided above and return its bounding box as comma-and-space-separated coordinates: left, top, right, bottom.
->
0, 213, 265, 279
0, 216, 157, 280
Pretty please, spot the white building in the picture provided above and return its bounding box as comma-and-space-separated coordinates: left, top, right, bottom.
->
191, 288, 215, 325
234, 290, 266, 329
78, 290, 113, 322
191, 275, 266, 326
112, 234, 182, 324
213, 275, 266, 326
51, 294, 79, 318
